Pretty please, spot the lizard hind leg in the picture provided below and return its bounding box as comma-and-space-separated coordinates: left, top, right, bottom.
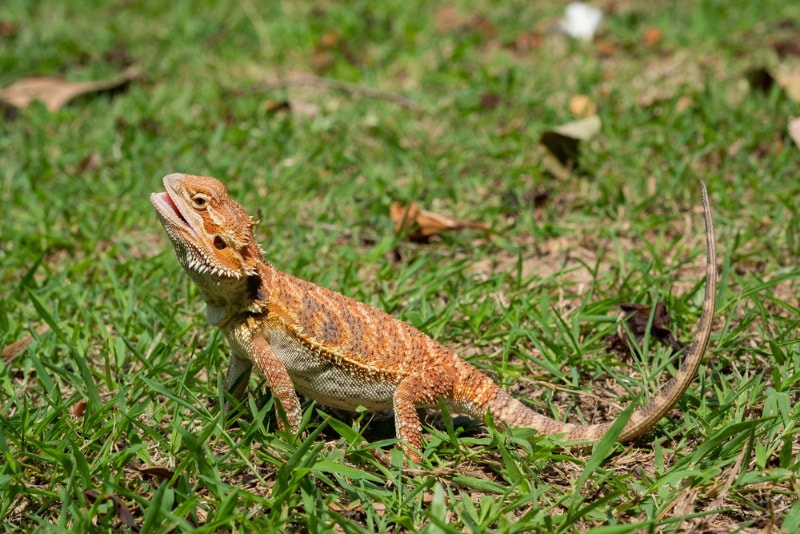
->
392, 368, 457, 462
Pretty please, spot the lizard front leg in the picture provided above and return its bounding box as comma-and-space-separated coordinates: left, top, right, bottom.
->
249, 334, 303, 433
393, 367, 457, 463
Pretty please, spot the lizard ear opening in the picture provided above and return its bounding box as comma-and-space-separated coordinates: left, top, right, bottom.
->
248, 275, 266, 301
213, 236, 227, 250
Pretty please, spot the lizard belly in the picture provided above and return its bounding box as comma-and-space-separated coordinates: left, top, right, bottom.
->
269, 328, 397, 412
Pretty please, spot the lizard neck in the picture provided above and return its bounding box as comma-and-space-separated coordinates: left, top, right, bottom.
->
202, 248, 273, 327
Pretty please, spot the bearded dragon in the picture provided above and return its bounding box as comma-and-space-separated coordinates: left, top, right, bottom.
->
151, 173, 716, 462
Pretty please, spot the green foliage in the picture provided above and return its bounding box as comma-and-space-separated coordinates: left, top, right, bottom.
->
2, 0, 799, 531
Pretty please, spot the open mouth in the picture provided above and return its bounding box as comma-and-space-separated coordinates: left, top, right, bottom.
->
150, 190, 194, 233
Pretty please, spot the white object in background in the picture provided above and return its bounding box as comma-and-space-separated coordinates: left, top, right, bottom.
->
560, 3, 603, 41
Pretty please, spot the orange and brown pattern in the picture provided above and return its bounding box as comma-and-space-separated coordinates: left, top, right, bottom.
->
151, 173, 717, 462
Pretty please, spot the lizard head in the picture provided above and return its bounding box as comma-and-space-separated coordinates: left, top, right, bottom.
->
150, 173, 262, 283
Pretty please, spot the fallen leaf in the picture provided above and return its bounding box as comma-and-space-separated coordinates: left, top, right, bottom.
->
72, 400, 87, 418
83, 489, 139, 532
2, 325, 50, 364
770, 37, 800, 58
319, 30, 340, 49
103, 42, 134, 68
263, 100, 291, 113
480, 92, 501, 110
788, 117, 800, 149
472, 15, 495, 37
390, 202, 489, 241
769, 20, 800, 58
311, 31, 339, 72
621, 301, 670, 336
594, 39, 618, 58
642, 27, 663, 46
754, 132, 785, 159
0, 21, 19, 37
311, 47, 334, 73
501, 185, 550, 214
540, 115, 601, 169
71, 152, 101, 175
606, 301, 685, 355
745, 67, 774, 93
134, 465, 176, 484
746, 66, 800, 101
328, 500, 366, 514
549, 114, 601, 140
0, 66, 139, 111
568, 94, 596, 118
774, 70, 800, 102
675, 96, 693, 113
523, 187, 550, 208
2, 102, 17, 121
513, 31, 542, 52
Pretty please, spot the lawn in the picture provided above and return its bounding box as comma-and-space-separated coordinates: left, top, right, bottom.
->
2, 0, 799, 531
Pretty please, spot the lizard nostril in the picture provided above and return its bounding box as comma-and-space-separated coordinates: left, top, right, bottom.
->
213, 236, 227, 250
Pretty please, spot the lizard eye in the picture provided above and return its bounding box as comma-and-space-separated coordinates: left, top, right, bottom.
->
192, 194, 209, 209
213, 236, 227, 250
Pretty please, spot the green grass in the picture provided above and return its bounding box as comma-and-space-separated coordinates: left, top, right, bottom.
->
2, 0, 800, 531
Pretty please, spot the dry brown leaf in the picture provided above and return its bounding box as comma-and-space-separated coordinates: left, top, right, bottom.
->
390, 201, 489, 241
328, 500, 366, 514
472, 15, 495, 37
263, 100, 292, 113
788, 117, 800, 149
595, 39, 619, 58
319, 30, 340, 49
568, 94, 597, 118
421, 491, 437, 505
480, 92, 501, 110
771, 37, 800, 58
0, 21, 19, 37
83, 489, 139, 532
747, 66, 800, 101
675, 96, 693, 113
513, 31, 542, 52
642, 26, 663, 46
607, 301, 685, 356
2, 325, 50, 364
0, 66, 139, 111
71, 152, 102, 176
775, 70, 800, 102
134, 465, 176, 484
72, 400, 87, 418
549, 115, 601, 141
312, 31, 340, 72
745, 67, 775, 93
769, 20, 800, 58
540, 115, 601, 169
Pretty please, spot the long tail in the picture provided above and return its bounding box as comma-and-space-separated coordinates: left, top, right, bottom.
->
474, 181, 717, 443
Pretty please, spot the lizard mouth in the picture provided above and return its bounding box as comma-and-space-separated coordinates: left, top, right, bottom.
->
150, 190, 196, 236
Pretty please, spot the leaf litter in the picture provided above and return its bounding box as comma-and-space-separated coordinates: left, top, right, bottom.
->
82, 489, 139, 532
604, 301, 687, 357
0, 66, 139, 111
389, 201, 490, 242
